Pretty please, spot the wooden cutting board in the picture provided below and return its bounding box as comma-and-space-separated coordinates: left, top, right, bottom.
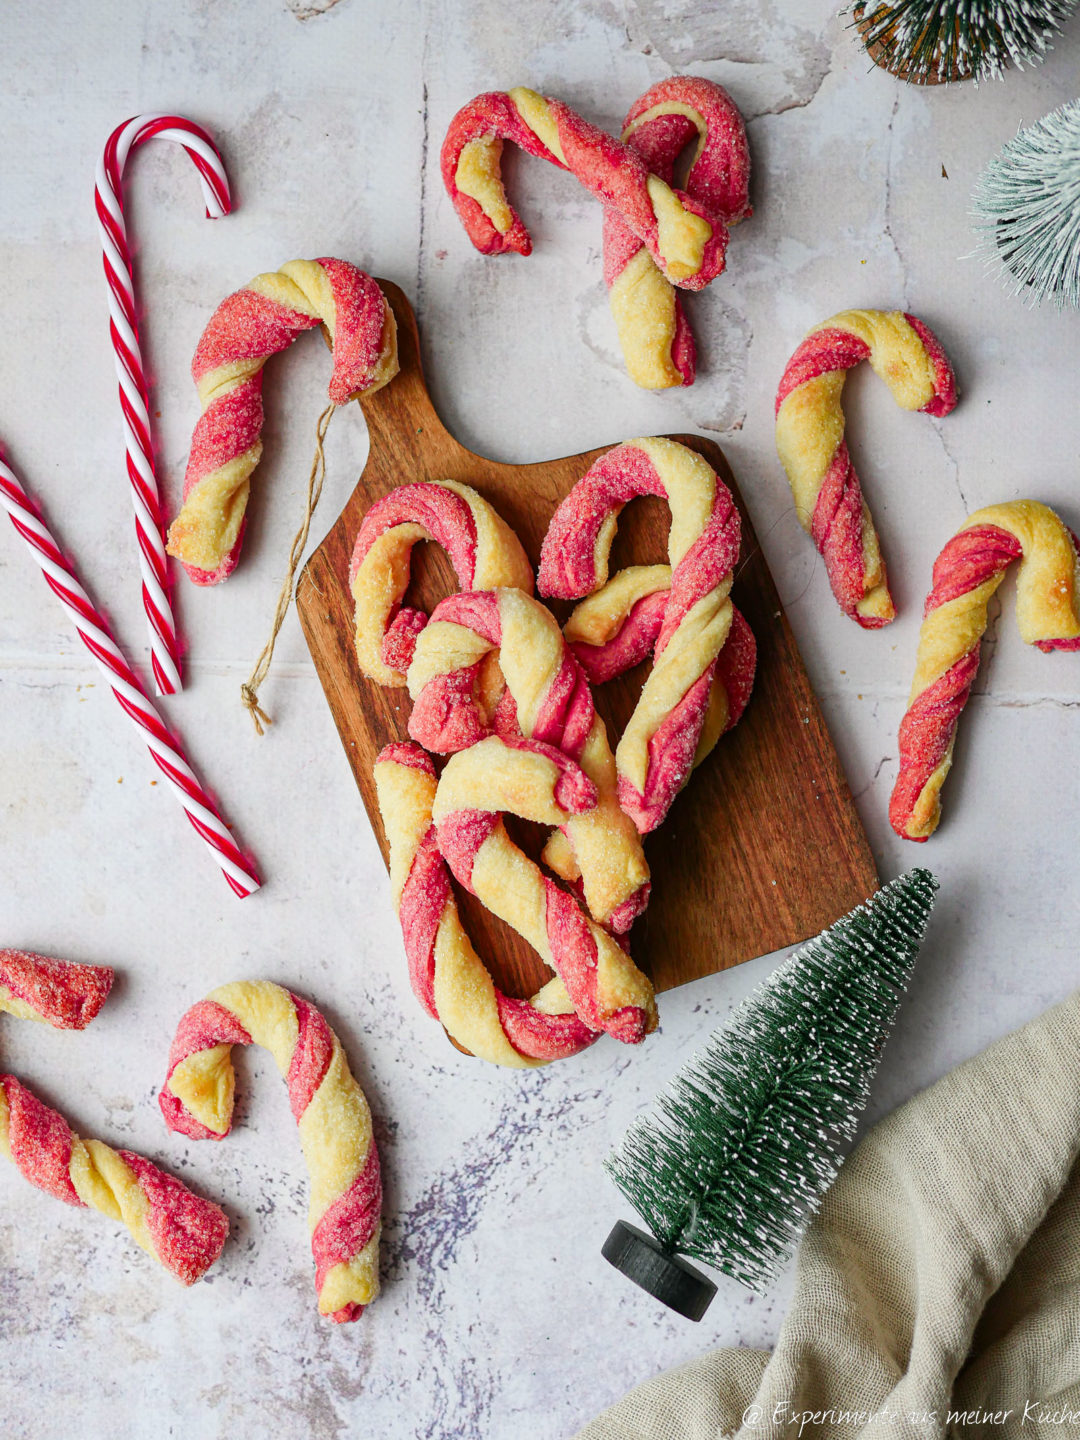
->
297, 281, 877, 1015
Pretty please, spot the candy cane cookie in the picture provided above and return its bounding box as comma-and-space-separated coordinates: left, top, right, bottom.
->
775, 309, 957, 628
442, 88, 728, 291
564, 567, 757, 768
350, 480, 534, 686
167, 259, 398, 584
539, 438, 744, 833
375, 742, 598, 1067
890, 501, 1080, 841
604, 78, 751, 389
1, 947, 113, 1030
405, 587, 650, 932
160, 981, 380, 1321
0, 951, 228, 1285
431, 736, 658, 1044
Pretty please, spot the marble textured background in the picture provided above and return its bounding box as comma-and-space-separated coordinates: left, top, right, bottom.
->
2, 2, 1079, 1436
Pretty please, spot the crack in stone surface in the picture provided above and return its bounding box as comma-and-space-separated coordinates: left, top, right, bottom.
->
742, 53, 834, 121
934, 419, 968, 512
416, 76, 431, 311
988, 695, 1080, 710
854, 753, 893, 800
881, 92, 907, 293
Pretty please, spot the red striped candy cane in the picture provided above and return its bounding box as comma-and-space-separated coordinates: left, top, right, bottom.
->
0, 452, 259, 897
96, 114, 232, 695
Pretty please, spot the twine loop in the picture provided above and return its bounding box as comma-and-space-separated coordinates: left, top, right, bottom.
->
242, 401, 336, 734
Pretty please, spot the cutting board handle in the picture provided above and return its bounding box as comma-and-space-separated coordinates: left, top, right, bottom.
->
298, 281, 878, 1009
356, 280, 466, 472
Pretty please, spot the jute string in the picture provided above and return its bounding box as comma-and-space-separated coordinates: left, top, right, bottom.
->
241, 402, 336, 734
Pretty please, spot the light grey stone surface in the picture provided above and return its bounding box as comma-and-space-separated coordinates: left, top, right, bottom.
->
1, 2, 1078, 1436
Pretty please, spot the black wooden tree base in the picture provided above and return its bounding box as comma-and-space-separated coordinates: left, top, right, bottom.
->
602, 1220, 717, 1322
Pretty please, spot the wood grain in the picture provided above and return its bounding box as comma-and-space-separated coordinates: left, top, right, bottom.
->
297, 281, 878, 1013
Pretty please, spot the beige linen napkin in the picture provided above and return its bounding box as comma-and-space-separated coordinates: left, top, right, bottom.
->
577, 992, 1080, 1440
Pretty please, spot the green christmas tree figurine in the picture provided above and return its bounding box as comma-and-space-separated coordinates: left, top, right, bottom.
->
850, 1, 1077, 85
602, 869, 938, 1320
972, 99, 1080, 309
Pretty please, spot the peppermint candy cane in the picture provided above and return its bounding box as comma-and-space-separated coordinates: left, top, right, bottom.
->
563, 564, 757, 771
539, 438, 744, 833
375, 743, 598, 1067
406, 587, 649, 932
775, 308, 957, 628
96, 114, 232, 695
432, 736, 658, 1044
0, 453, 259, 896
442, 87, 728, 291
0, 950, 228, 1285
167, 259, 398, 585
604, 77, 751, 389
160, 981, 381, 1322
350, 480, 533, 687
890, 501, 1080, 841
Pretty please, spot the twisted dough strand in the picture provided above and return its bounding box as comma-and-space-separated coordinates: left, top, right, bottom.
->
539, 437, 744, 832
0, 950, 227, 1285
442, 87, 728, 290
431, 737, 658, 1044
0, 948, 112, 1030
775, 309, 957, 627
405, 587, 650, 932
167, 259, 398, 584
0, 1077, 228, 1285
563, 565, 757, 769
375, 742, 598, 1067
604, 77, 751, 389
160, 981, 381, 1321
890, 501, 1080, 840
349, 479, 533, 687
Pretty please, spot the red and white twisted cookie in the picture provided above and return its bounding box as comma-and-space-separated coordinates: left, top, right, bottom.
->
539, 437, 746, 833
0, 949, 227, 1285
160, 981, 381, 1322
350, 480, 534, 687
167, 259, 399, 585
775, 308, 957, 628
442, 87, 728, 291
604, 77, 751, 389
432, 736, 658, 1044
405, 587, 650, 932
890, 501, 1080, 841
374, 742, 598, 1067
563, 564, 757, 771
0, 947, 112, 1031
